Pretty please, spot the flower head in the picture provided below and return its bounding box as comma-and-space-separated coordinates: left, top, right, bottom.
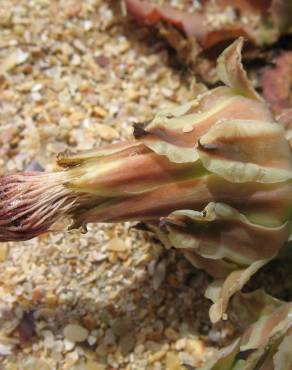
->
1, 38, 292, 323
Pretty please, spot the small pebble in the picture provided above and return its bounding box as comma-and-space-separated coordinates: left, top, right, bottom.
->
153, 259, 166, 290
85, 360, 106, 370
64, 339, 75, 352
63, 324, 89, 343
120, 333, 136, 355
165, 352, 181, 370
0, 244, 9, 261
182, 124, 194, 133
106, 238, 127, 252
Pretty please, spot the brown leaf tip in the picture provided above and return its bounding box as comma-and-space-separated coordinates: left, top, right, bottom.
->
133, 121, 149, 139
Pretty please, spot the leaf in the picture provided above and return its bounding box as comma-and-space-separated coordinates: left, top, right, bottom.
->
134, 87, 234, 163
240, 303, 292, 351
273, 331, 292, 370
197, 119, 292, 183
206, 260, 270, 323
136, 89, 272, 164
158, 22, 202, 70
124, 0, 272, 51
216, 37, 263, 101
65, 144, 205, 196
203, 26, 259, 50
135, 39, 273, 164
164, 203, 289, 263
160, 203, 290, 322
57, 141, 143, 167
124, 0, 206, 41
200, 294, 292, 369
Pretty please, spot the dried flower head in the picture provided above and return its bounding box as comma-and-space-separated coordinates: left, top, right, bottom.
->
1, 38, 292, 324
